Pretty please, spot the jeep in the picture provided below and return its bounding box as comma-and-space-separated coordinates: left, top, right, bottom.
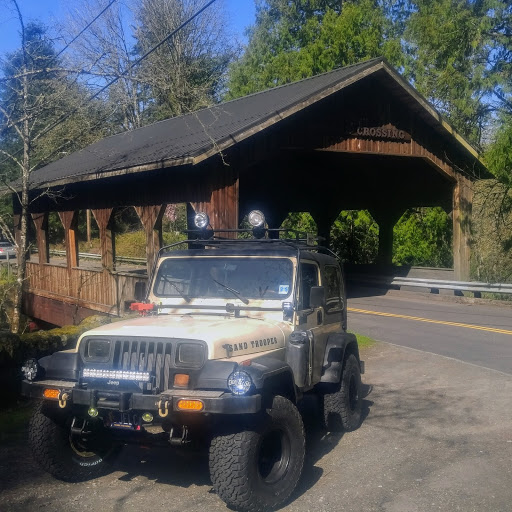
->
21, 209, 364, 511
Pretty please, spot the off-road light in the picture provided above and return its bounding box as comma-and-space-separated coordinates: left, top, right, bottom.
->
248, 210, 265, 228
142, 412, 153, 423
194, 212, 210, 229
88, 407, 99, 417
82, 368, 151, 382
21, 358, 40, 381
227, 370, 253, 395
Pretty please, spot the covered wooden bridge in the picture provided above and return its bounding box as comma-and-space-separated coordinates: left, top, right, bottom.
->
13, 57, 488, 326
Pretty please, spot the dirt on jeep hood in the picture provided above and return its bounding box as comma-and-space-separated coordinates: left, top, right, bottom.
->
78, 314, 291, 360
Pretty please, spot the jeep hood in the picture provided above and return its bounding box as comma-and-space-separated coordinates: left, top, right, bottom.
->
79, 314, 291, 360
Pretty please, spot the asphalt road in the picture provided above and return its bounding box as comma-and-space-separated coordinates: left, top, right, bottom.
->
348, 290, 512, 375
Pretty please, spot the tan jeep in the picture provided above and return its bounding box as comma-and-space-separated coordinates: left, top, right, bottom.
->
22, 210, 364, 512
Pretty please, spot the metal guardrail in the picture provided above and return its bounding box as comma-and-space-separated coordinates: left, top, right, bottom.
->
349, 274, 512, 295
47, 249, 146, 265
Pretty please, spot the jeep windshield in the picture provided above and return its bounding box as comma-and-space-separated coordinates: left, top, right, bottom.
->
153, 257, 293, 300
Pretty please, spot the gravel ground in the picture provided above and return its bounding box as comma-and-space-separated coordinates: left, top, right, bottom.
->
1, 342, 511, 511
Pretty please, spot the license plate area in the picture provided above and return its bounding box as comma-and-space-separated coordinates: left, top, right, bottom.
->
109, 412, 141, 431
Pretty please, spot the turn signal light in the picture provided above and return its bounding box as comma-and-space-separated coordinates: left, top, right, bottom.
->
174, 374, 190, 387
176, 399, 204, 411
43, 388, 60, 399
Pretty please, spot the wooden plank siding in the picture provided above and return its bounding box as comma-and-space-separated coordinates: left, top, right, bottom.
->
25, 261, 148, 325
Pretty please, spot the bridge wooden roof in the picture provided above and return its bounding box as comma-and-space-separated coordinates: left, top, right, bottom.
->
26, 57, 487, 190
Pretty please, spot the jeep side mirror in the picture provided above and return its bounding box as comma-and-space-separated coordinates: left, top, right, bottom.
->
309, 286, 325, 308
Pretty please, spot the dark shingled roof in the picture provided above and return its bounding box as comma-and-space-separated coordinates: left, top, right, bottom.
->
28, 57, 483, 189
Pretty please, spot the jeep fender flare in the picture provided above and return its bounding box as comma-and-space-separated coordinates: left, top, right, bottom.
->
242, 356, 297, 406
320, 332, 359, 384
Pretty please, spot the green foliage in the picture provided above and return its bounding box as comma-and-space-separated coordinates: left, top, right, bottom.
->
404, 0, 511, 145
393, 207, 453, 267
330, 210, 379, 264
280, 212, 317, 236
227, 0, 402, 98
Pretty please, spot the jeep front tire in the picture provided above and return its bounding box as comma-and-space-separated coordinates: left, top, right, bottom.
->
209, 395, 305, 511
29, 401, 120, 481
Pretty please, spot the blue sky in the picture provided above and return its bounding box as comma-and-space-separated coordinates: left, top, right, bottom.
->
0, 0, 256, 55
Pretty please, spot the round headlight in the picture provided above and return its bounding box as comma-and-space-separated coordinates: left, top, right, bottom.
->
248, 210, 265, 228
228, 370, 253, 395
194, 212, 210, 229
21, 358, 40, 381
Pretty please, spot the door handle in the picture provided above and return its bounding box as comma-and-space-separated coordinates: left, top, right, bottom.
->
317, 310, 323, 325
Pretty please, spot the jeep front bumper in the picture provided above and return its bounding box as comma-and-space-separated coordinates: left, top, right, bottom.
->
21, 380, 261, 415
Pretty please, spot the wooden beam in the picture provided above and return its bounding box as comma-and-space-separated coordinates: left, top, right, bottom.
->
91, 208, 115, 270
31, 212, 49, 264
191, 165, 239, 236
134, 205, 164, 275
453, 176, 473, 280
58, 211, 79, 268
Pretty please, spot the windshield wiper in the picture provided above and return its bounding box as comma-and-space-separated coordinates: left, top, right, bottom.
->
211, 278, 249, 305
162, 277, 191, 302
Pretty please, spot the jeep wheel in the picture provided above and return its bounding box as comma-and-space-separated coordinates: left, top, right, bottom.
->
29, 401, 121, 482
322, 353, 362, 432
209, 395, 305, 512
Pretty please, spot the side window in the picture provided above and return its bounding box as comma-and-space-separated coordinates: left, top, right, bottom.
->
300, 262, 319, 309
324, 265, 342, 313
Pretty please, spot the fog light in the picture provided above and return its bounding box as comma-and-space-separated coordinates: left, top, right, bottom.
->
194, 212, 210, 229
88, 407, 99, 417
228, 370, 253, 395
248, 210, 265, 227
142, 412, 153, 423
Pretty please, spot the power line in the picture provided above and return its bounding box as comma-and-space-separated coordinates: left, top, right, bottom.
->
1, 0, 219, 172
55, 0, 118, 59
28, 0, 219, 153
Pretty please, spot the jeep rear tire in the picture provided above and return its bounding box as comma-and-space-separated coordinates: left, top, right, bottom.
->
29, 401, 121, 482
322, 353, 362, 432
209, 395, 305, 512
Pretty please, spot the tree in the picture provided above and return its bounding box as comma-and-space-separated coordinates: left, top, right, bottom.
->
0, 4, 103, 332
134, 0, 236, 121
227, 0, 402, 98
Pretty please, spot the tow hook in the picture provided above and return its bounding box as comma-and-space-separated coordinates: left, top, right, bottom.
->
169, 425, 190, 446
157, 399, 170, 418
58, 392, 70, 409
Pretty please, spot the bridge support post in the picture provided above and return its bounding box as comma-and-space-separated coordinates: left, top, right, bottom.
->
453, 176, 473, 281
370, 209, 404, 265
31, 213, 49, 264
92, 208, 115, 271
58, 211, 79, 269
135, 205, 165, 275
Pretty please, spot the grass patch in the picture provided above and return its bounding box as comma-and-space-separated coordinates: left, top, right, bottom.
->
351, 332, 376, 349
0, 401, 32, 443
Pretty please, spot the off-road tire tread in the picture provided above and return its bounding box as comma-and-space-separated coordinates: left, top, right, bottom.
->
29, 401, 117, 482
323, 353, 362, 432
209, 396, 304, 512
